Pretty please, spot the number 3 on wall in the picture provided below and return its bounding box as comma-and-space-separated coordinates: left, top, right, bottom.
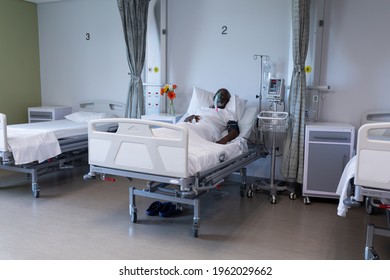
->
221, 26, 227, 35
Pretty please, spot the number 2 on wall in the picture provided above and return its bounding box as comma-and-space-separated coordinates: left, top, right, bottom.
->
221, 26, 227, 35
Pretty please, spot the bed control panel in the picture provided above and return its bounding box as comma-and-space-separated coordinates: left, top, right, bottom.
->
28, 106, 72, 123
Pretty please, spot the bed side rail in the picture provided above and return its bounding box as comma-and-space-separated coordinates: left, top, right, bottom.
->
355, 122, 390, 190
88, 118, 189, 178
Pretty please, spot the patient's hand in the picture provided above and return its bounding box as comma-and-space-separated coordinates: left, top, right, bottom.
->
184, 115, 201, 123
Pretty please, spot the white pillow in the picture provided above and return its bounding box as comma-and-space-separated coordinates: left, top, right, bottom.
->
65, 111, 118, 122
225, 94, 248, 121
187, 86, 214, 114
236, 96, 248, 120
187, 86, 247, 121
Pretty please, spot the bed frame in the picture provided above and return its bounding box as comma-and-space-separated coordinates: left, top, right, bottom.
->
339, 111, 390, 259
0, 100, 125, 198
353, 122, 390, 259
84, 115, 262, 237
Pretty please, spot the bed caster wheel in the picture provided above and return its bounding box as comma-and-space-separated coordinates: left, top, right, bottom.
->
131, 212, 137, 223
365, 247, 379, 260
270, 195, 276, 204
193, 223, 199, 238
32, 183, 40, 198
130, 206, 137, 223
303, 196, 311, 205
247, 189, 254, 198
32, 190, 40, 198
289, 192, 297, 200
365, 197, 375, 215
240, 187, 246, 197
83, 174, 95, 180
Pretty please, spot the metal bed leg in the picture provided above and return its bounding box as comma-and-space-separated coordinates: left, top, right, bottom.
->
364, 224, 390, 260
364, 224, 378, 260
193, 198, 200, 238
129, 187, 137, 223
30, 170, 40, 198
240, 168, 247, 197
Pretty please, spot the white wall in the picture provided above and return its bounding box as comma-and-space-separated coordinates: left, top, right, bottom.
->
167, 0, 291, 110
38, 0, 129, 110
167, 0, 291, 179
320, 0, 390, 129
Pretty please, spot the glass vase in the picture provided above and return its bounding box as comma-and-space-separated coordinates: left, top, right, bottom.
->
168, 100, 176, 115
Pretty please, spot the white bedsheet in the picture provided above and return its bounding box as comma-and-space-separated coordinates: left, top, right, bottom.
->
336, 155, 356, 217
8, 119, 88, 139
6, 120, 88, 165
153, 123, 248, 176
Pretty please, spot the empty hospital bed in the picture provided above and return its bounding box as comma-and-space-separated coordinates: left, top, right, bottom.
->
337, 111, 390, 259
0, 100, 124, 198
84, 87, 262, 237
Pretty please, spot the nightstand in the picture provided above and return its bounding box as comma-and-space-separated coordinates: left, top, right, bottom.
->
141, 113, 184, 124
28, 106, 72, 123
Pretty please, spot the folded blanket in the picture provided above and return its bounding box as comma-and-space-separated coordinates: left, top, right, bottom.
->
7, 129, 61, 165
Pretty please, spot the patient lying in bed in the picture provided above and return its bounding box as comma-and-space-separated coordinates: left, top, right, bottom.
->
181, 88, 240, 144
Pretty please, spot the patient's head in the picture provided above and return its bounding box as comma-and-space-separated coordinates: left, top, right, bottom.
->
213, 88, 231, 109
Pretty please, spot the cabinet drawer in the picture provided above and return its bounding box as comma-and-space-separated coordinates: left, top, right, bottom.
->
29, 111, 53, 120
308, 131, 351, 143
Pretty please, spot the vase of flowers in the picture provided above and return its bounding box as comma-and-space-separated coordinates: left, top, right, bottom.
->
160, 83, 177, 115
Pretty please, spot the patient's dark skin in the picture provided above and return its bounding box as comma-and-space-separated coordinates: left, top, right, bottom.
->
184, 88, 239, 144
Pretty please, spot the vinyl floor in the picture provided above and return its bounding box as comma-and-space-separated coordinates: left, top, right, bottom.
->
0, 165, 389, 260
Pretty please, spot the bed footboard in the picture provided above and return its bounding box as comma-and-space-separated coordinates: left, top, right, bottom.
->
0, 113, 8, 152
88, 118, 189, 178
355, 123, 390, 190
0, 113, 12, 162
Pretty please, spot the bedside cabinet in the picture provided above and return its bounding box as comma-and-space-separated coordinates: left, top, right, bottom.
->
141, 113, 184, 124
303, 122, 355, 204
28, 106, 72, 123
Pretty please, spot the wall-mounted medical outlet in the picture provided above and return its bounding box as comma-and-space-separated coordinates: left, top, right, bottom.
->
146, 90, 160, 115
313, 95, 319, 103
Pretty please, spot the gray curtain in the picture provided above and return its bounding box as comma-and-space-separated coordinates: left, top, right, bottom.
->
281, 0, 311, 184
117, 0, 150, 118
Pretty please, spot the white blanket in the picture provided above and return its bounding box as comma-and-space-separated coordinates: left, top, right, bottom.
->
7, 128, 61, 165
153, 123, 248, 176
336, 155, 357, 217
5, 120, 92, 165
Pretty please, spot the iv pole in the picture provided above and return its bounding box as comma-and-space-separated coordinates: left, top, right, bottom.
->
253, 54, 270, 113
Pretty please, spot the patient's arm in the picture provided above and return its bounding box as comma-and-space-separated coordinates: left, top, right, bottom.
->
184, 115, 201, 123
216, 120, 240, 144
216, 130, 239, 144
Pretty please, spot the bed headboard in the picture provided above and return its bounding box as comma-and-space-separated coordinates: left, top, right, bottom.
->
79, 100, 126, 117
361, 111, 390, 125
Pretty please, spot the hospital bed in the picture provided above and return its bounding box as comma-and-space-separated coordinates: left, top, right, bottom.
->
84, 87, 262, 237
0, 100, 124, 198
337, 111, 390, 259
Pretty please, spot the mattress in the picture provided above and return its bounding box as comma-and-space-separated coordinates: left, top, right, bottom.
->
8, 119, 88, 139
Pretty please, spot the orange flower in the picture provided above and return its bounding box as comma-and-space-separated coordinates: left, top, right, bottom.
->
160, 83, 177, 100
167, 91, 176, 100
